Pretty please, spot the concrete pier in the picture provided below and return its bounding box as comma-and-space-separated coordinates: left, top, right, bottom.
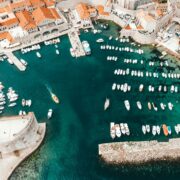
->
99, 139, 180, 164
6, 52, 26, 71
68, 28, 85, 58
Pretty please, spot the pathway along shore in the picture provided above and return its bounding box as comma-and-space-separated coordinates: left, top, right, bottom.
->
99, 138, 180, 164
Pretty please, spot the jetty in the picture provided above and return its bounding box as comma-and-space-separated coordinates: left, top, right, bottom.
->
68, 28, 85, 57
6, 52, 26, 71
99, 139, 180, 164
0, 112, 46, 180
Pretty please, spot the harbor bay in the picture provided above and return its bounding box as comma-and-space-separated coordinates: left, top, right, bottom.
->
0, 21, 179, 179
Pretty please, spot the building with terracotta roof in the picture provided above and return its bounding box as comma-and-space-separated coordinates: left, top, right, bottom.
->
75, 3, 97, 27
0, 31, 14, 47
0, 12, 19, 31
32, 7, 62, 29
16, 10, 37, 33
97, 5, 109, 16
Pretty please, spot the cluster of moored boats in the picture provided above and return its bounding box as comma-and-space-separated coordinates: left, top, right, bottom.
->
124, 58, 143, 64
112, 83, 131, 92
0, 55, 7, 61
0, 84, 19, 114
124, 100, 174, 111
107, 56, 118, 61
100, 45, 144, 54
108, 36, 130, 43
44, 38, 60, 45
114, 68, 180, 79
21, 44, 41, 54
110, 122, 130, 139
142, 124, 180, 136
149, 61, 169, 67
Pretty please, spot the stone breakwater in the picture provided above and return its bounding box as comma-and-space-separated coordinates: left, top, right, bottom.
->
99, 138, 180, 164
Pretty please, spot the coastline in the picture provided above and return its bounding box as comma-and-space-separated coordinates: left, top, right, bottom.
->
7, 123, 46, 180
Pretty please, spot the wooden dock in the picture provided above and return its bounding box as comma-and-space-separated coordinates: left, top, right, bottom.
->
99, 138, 180, 164
6, 52, 26, 71
68, 28, 85, 58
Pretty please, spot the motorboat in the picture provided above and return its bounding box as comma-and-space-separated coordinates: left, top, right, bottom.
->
137, 101, 142, 110
70, 48, 76, 57
162, 124, 168, 136
47, 109, 53, 119
51, 93, 59, 104
175, 125, 179, 134
82, 41, 91, 55
146, 125, 150, 133
156, 126, 161, 135
36, 52, 42, 58
19, 110, 23, 116
142, 125, 146, 134
110, 122, 116, 139
120, 123, 126, 135
124, 123, 130, 136
148, 102, 152, 110
104, 98, 110, 111
115, 124, 121, 137
152, 126, 157, 136
8, 102, 16, 107
139, 84, 144, 92
160, 103, 165, 110
20, 59, 28, 66
22, 99, 26, 106
168, 102, 173, 110
55, 49, 60, 55
124, 100, 130, 111
96, 38, 104, 43
167, 126, 172, 135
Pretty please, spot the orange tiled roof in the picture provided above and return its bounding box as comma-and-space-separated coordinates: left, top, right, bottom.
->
44, 0, 56, 7
0, 32, 14, 42
97, 5, 109, 16
16, 10, 36, 30
76, 3, 90, 19
9, 1, 25, 10
0, 17, 19, 27
32, 7, 60, 25
30, 0, 45, 8
137, 25, 143, 30
125, 24, 131, 30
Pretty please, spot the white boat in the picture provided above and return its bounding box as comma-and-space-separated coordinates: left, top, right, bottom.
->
142, 125, 146, 134
152, 126, 157, 135
0, 101, 5, 105
148, 102, 152, 110
112, 83, 116, 90
26, 100, 32, 107
124, 123, 130, 136
115, 124, 121, 137
152, 103, 158, 111
139, 84, 144, 92
22, 99, 26, 106
8, 102, 16, 107
110, 122, 116, 139
156, 126, 161, 135
160, 103, 165, 110
47, 109, 53, 119
82, 41, 91, 55
7, 58, 13, 64
124, 100, 130, 111
146, 125, 150, 133
104, 98, 110, 111
36, 52, 42, 58
137, 101, 142, 110
96, 38, 104, 43
70, 48, 76, 57
175, 125, 179, 134
23, 111, 26, 115
168, 102, 173, 110
55, 49, 60, 55
120, 123, 126, 135
20, 59, 28, 66
19, 110, 23, 115
0, 106, 4, 110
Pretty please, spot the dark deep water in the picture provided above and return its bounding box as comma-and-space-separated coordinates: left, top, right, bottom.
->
0, 21, 179, 179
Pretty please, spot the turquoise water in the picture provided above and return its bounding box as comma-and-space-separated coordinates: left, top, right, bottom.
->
1, 21, 179, 179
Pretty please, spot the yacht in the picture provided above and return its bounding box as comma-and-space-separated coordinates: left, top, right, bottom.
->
36, 52, 42, 58
110, 122, 116, 139
96, 38, 104, 43
112, 83, 116, 90
175, 125, 179, 134
152, 103, 158, 111
160, 103, 165, 110
137, 101, 142, 110
124, 100, 130, 111
115, 124, 121, 137
51, 93, 59, 104
8, 102, 16, 107
82, 41, 91, 55
104, 98, 110, 111
47, 109, 53, 119
22, 99, 26, 106
142, 125, 146, 134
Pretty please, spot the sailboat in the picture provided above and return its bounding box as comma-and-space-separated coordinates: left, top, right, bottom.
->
104, 98, 110, 111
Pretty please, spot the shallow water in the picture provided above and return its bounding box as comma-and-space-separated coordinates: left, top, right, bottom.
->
0, 21, 179, 179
